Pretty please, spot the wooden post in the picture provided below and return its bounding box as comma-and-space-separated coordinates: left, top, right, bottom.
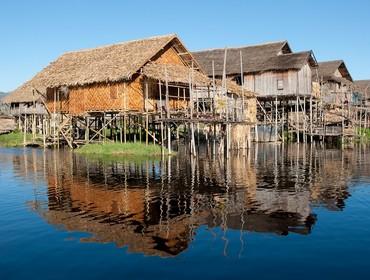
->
296, 96, 299, 143
32, 89, 36, 143
342, 97, 345, 144
275, 95, 278, 142
145, 79, 149, 146
240, 51, 245, 116
43, 118, 46, 148
53, 88, 56, 145
165, 67, 171, 154
23, 115, 27, 146
85, 117, 89, 143
103, 113, 106, 144
303, 96, 306, 143
57, 90, 61, 148
310, 96, 313, 143
159, 81, 164, 154
123, 83, 127, 143
189, 67, 196, 156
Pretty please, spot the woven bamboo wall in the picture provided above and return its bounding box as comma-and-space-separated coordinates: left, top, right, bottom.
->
153, 44, 185, 65
245, 98, 257, 123
127, 77, 145, 111
45, 43, 192, 115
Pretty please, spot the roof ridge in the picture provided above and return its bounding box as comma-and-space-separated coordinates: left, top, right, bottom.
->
62, 33, 177, 55
278, 50, 312, 56
193, 40, 288, 53
318, 59, 344, 64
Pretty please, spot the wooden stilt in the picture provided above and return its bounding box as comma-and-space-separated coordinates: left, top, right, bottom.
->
165, 67, 171, 154
145, 79, 149, 146
303, 96, 306, 143
310, 96, 313, 143
275, 95, 278, 142
296, 96, 299, 143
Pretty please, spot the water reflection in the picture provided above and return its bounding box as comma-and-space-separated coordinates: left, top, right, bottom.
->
10, 144, 370, 257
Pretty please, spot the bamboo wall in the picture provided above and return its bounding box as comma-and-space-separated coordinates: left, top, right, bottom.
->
245, 98, 257, 123
153, 45, 185, 65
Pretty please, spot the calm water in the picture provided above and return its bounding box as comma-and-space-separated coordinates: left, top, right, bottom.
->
1, 144, 370, 279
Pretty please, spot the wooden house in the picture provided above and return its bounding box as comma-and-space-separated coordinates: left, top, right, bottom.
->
193, 41, 317, 99
1, 80, 47, 134
354, 80, 370, 106
26, 34, 209, 115
314, 60, 353, 106
194, 41, 317, 143
354, 80, 370, 129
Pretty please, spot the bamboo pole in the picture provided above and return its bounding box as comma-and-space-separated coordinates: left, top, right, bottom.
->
159, 81, 164, 154
53, 88, 56, 145
165, 67, 171, 154
296, 96, 299, 143
212, 60, 216, 155
310, 96, 313, 143
145, 79, 149, 146
189, 68, 196, 156
303, 96, 306, 143
275, 95, 278, 142
23, 115, 27, 145
282, 102, 285, 143
240, 51, 245, 115
85, 118, 89, 143
124, 84, 127, 143
32, 89, 36, 143
57, 90, 60, 149
43, 118, 46, 148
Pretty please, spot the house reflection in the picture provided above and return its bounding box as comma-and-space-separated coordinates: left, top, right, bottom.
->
15, 144, 365, 257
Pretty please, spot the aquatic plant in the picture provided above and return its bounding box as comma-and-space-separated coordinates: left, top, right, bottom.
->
75, 142, 172, 157
0, 131, 32, 147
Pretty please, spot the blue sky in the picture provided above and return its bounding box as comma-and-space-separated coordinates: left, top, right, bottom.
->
1, 0, 369, 91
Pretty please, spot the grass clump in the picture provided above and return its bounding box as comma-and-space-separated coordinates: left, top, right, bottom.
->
0, 131, 32, 147
356, 128, 370, 143
75, 142, 172, 157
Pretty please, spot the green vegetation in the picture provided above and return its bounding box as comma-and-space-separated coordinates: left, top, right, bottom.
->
357, 128, 370, 142
0, 131, 32, 147
75, 142, 173, 158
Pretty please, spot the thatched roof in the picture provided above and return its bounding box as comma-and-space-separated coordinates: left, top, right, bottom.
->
142, 62, 210, 86
29, 34, 202, 88
315, 60, 353, 83
354, 80, 370, 96
2, 77, 46, 104
3, 34, 205, 104
193, 41, 318, 77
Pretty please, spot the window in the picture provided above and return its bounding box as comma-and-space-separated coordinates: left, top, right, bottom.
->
234, 75, 243, 86
277, 79, 284, 90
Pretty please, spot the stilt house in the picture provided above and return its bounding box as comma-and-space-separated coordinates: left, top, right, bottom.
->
354, 80, 370, 106
1, 80, 47, 133
193, 41, 317, 99
19, 34, 255, 148
193, 41, 317, 142
314, 60, 353, 106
